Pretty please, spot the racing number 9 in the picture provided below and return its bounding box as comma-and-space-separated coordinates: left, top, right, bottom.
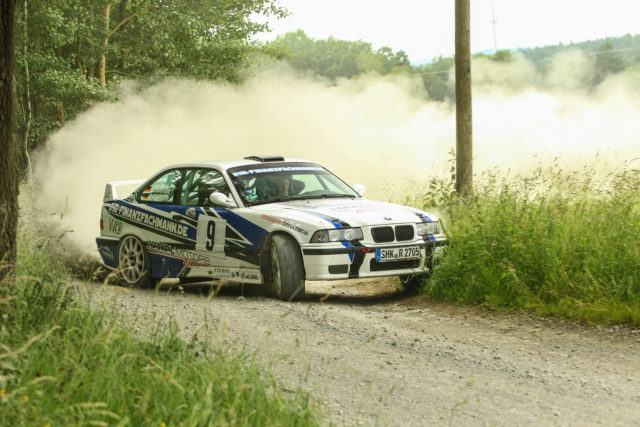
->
205, 221, 215, 251
196, 216, 218, 253
196, 215, 226, 258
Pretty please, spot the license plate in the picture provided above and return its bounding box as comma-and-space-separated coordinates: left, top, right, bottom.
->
376, 246, 421, 262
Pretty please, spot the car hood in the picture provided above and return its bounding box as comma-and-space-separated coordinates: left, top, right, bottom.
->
256, 198, 432, 228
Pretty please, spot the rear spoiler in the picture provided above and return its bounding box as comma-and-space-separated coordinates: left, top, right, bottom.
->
103, 179, 145, 202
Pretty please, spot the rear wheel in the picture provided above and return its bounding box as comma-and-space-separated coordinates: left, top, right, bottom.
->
117, 235, 153, 288
270, 234, 305, 301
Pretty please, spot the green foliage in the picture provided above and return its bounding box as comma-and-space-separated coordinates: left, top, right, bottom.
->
520, 34, 640, 66
593, 41, 627, 84
0, 227, 320, 425
419, 163, 640, 324
107, 0, 286, 83
271, 29, 411, 79
14, 0, 287, 173
415, 56, 454, 102
491, 49, 512, 63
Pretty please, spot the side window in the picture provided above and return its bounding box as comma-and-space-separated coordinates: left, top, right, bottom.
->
138, 170, 181, 203
179, 169, 231, 207
179, 170, 200, 206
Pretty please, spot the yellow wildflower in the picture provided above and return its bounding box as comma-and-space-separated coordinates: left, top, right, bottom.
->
22, 395, 29, 403
0, 389, 5, 397
159, 423, 167, 427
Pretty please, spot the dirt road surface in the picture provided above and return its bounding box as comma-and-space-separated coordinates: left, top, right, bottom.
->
86, 278, 640, 426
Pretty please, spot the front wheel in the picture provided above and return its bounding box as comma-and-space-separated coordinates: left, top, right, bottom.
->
117, 235, 153, 288
399, 273, 429, 292
270, 234, 305, 301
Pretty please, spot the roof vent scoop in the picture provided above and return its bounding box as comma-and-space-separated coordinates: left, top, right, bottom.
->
244, 155, 285, 162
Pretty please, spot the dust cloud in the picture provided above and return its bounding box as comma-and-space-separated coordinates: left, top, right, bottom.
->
33, 52, 640, 251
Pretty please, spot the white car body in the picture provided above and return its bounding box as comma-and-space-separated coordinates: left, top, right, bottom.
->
96, 156, 446, 299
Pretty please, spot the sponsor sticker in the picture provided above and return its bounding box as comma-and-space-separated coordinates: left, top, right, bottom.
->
107, 218, 122, 235
99, 246, 115, 262
108, 203, 189, 238
231, 166, 323, 177
329, 205, 388, 214
147, 241, 211, 267
212, 267, 231, 276
261, 214, 309, 236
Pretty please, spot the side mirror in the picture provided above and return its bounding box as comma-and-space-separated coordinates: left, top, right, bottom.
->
353, 184, 366, 197
210, 192, 237, 208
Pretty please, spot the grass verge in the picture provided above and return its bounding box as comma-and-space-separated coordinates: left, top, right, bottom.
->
0, 226, 319, 426
419, 162, 640, 325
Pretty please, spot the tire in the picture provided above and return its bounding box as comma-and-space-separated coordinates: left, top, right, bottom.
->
117, 235, 153, 288
399, 273, 429, 292
270, 234, 305, 301
401, 247, 438, 292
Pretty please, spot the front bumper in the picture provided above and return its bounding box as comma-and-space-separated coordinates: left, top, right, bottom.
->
301, 237, 446, 280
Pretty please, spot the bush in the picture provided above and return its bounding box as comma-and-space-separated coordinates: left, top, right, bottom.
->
0, 226, 319, 425
420, 163, 640, 324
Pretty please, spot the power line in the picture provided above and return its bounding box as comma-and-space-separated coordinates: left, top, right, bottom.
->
491, 0, 498, 53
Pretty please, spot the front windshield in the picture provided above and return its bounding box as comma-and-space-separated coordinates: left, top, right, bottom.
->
228, 162, 359, 206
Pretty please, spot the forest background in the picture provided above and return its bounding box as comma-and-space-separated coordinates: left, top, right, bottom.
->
14, 0, 640, 178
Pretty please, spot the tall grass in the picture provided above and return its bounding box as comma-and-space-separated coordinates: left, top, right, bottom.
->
420, 162, 640, 324
0, 226, 320, 426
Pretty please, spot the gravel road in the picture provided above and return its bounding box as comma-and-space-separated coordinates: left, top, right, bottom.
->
85, 278, 640, 426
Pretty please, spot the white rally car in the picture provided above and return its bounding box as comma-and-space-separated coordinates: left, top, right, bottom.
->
96, 156, 446, 300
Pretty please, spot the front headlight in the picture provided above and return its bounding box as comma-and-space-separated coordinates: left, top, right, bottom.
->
416, 221, 440, 236
310, 227, 364, 243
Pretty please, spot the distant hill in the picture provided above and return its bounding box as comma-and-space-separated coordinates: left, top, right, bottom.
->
517, 33, 640, 66
412, 34, 640, 67
272, 31, 639, 103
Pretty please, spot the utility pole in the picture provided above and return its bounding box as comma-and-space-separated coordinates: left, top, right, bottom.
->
491, 0, 498, 53
455, 0, 473, 196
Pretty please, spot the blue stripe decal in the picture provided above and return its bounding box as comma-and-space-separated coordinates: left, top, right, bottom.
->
283, 208, 343, 229
149, 252, 183, 278
311, 213, 343, 229
311, 213, 343, 228
342, 241, 355, 262
215, 208, 269, 252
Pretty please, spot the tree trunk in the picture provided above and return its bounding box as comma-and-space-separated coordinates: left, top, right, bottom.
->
21, 0, 32, 183
98, 3, 111, 86
76, 38, 83, 74
118, 0, 127, 70
455, 0, 473, 197
87, 5, 95, 80
58, 101, 64, 124
0, 0, 20, 283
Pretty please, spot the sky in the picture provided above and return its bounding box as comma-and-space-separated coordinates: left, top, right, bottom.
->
255, 0, 640, 63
